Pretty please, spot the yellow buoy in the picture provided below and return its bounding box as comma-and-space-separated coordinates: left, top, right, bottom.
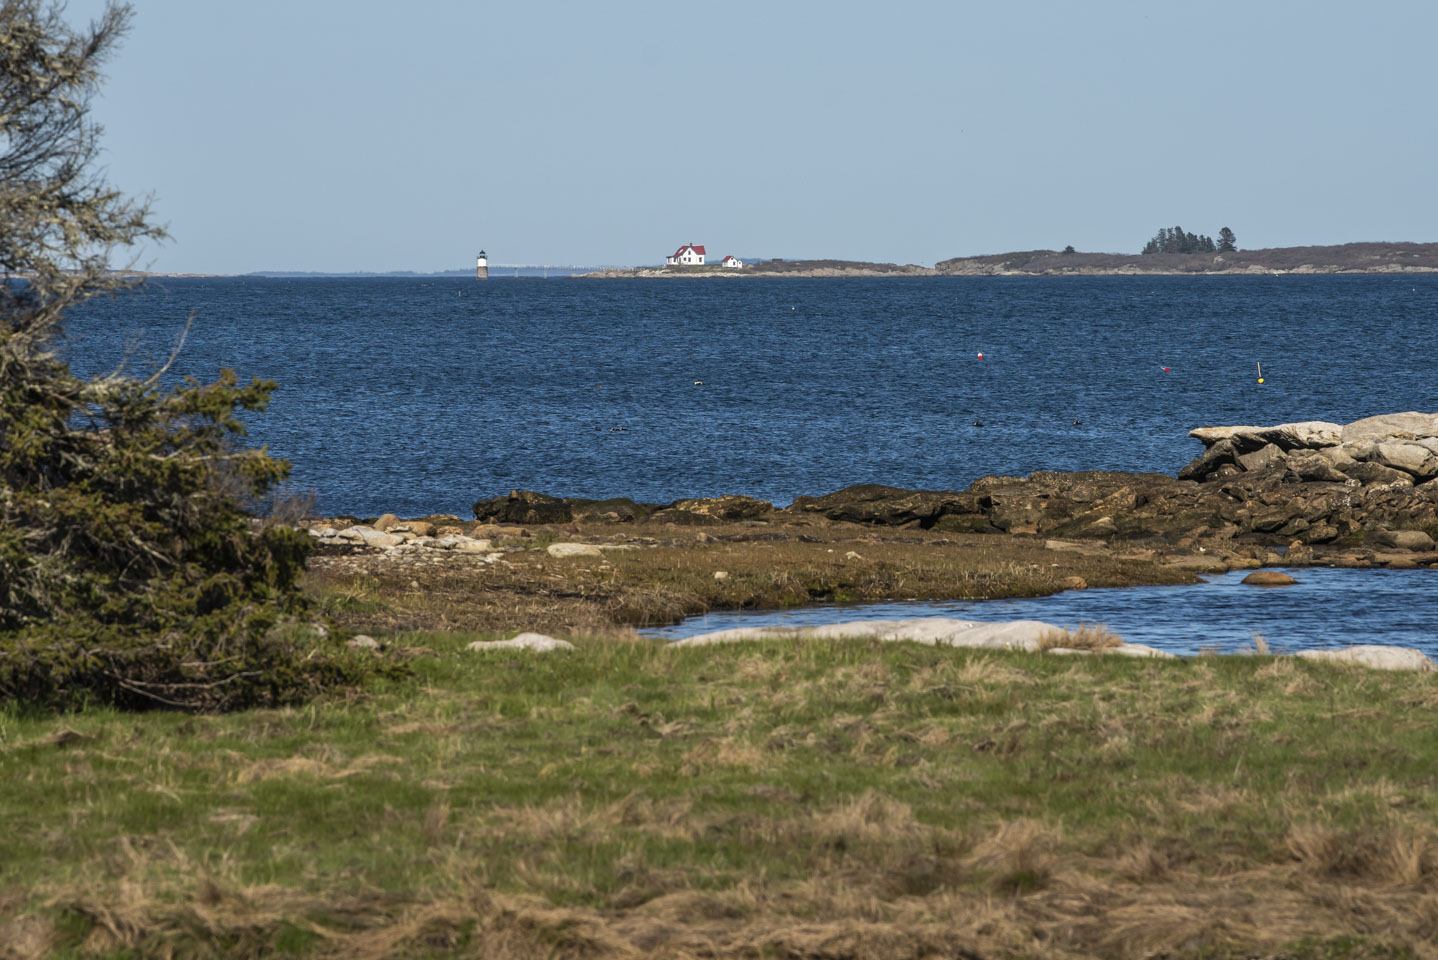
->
1257, 362, 1264, 384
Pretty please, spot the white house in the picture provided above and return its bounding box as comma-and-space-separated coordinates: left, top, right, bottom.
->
665, 243, 706, 266
720, 255, 743, 269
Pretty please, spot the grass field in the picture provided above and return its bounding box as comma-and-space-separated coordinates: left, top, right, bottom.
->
4, 633, 1437, 959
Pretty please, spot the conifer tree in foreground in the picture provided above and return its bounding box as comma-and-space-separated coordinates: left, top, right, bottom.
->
0, 0, 382, 709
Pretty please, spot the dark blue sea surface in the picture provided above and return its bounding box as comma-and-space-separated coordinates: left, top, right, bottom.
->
65, 275, 1438, 518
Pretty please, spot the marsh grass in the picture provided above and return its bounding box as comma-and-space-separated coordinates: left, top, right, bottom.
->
2, 635, 1437, 958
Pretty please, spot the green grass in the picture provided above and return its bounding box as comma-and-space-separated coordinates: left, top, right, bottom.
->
3, 636, 1437, 958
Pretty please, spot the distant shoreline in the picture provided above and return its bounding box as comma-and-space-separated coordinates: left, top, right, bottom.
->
120, 241, 1438, 279
585, 242, 1438, 278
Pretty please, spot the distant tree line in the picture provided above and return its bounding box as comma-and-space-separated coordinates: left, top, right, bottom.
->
1142, 226, 1237, 255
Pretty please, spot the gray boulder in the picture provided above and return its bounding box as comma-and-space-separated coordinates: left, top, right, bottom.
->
340, 526, 405, 548
1341, 462, 1414, 488
1237, 443, 1285, 472
1371, 529, 1438, 551
1365, 441, 1438, 480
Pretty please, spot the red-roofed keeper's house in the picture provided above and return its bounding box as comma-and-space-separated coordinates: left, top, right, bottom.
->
720, 255, 743, 269
665, 244, 706, 266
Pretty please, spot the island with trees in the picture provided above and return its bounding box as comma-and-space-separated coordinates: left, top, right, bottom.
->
935, 228, 1438, 276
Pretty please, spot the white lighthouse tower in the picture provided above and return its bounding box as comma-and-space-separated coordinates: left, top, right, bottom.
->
475, 250, 488, 279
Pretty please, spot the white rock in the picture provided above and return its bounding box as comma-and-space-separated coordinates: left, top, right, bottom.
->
347, 634, 380, 650
466, 632, 575, 652
599, 544, 641, 552
670, 618, 1060, 652
1340, 412, 1438, 442
547, 542, 604, 558
335, 526, 368, 541
1105, 643, 1178, 659
1190, 421, 1343, 449
713, 570, 729, 580
455, 538, 494, 553
1295, 645, 1436, 672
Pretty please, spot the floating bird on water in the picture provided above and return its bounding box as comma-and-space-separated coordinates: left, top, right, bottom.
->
972, 420, 984, 427
693, 380, 703, 385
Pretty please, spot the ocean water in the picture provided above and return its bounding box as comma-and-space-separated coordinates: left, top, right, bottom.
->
64, 275, 1438, 518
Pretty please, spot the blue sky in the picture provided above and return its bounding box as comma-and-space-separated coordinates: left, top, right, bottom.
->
74, 1, 1438, 273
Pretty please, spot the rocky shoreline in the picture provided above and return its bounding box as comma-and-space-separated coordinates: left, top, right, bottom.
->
302, 414, 1438, 670
454, 412, 1438, 571
306, 413, 1438, 583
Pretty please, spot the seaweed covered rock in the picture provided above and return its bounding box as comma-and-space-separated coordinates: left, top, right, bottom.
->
472, 489, 575, 524
789, 484, 976, 526
651, 495, 775, 524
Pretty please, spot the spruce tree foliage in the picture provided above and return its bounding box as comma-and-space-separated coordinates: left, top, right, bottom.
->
0, 1, 387, 710
1141, 225, 1218, 255
1218, 227, 1237, 252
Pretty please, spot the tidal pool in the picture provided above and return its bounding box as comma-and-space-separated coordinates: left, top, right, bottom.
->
642, 567, 1438, 657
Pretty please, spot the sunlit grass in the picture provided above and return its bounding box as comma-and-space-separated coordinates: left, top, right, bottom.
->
3, 635, 1437, 957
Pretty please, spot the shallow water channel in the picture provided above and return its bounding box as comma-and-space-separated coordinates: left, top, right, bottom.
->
641, 568, 1438, 657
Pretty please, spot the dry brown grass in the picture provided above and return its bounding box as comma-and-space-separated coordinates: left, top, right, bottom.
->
1036, 622, 1125, 652
21, 818, 1438, 960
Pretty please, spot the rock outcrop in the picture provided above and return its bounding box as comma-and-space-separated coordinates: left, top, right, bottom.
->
670, 618, 1061, 651
465, 414, 1438, 551
1179, 413, 1438, 486
789, 414, 1438, 546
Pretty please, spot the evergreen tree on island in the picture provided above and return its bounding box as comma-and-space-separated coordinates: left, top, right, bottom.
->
1218, 227, 1238, 252
1141, 225, 1219, 255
